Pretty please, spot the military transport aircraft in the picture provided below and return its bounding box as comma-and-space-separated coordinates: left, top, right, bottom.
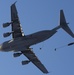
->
0, 2, 74, 74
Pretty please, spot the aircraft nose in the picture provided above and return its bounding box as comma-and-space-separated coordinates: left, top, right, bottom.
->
0, 44, 2, 51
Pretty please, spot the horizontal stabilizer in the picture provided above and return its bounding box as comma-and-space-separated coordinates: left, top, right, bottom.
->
60, 10, 74, 38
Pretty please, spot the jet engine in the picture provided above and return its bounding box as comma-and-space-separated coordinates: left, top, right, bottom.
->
3, 32, 13, 37
3, 22, 11, 28
22, 60, 30, 65
13, 53, 22, 57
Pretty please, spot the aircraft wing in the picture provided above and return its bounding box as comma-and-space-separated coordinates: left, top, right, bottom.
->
22, 50, 49, 74
11, 3, 24, 38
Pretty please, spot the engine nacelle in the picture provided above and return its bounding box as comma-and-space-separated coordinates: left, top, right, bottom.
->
3, 32, 12, 37
22, 60, 30, 65
13, 53, 22, 57
3, 22, 11, 28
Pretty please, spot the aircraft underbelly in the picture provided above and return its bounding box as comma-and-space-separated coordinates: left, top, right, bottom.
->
1, 39, 27, 52
1, 38, 38, 52
25, 30, 57, 45
1, 30, 56, 52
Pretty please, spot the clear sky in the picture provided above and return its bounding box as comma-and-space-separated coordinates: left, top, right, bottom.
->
0, 0, 74, 75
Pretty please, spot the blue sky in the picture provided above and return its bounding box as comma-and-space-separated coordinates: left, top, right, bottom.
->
0, 0, 74, 75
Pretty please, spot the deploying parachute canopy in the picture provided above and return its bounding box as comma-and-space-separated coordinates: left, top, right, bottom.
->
55, 42, 74, 51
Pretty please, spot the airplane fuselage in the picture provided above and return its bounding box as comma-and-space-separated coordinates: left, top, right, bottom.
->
0, 30, 57, 52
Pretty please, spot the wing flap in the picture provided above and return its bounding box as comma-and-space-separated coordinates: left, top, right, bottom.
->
22, 50, 48, 74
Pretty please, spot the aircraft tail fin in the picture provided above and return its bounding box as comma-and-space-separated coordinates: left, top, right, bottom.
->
60, 10, 74, 38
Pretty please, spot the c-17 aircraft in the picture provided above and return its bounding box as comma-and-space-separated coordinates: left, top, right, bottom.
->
0, 3, 74, 74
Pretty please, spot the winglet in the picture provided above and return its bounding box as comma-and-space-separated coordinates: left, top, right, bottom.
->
60, 10, 74, 38
11, 1, 17, 6
13, 1, 17, 4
